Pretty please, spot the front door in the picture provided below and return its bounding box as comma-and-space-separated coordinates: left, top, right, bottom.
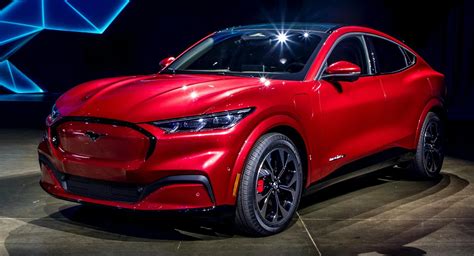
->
316, 35, 386, 177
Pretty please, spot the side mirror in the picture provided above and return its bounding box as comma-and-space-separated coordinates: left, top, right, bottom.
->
159, 57, 175, 68
322, 61, 361, 82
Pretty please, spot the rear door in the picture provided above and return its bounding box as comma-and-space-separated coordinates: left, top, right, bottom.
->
317, 34, 386, 176
365, 35, 426, 148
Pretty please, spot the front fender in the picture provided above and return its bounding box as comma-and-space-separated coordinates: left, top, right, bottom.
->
224, 114, 310, 204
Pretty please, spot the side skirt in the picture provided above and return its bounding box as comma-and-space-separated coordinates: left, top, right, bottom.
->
304, 148, 414, 196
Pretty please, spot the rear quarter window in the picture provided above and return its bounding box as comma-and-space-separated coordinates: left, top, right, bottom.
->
368, 36, 414, 74
402, 48, 416, 66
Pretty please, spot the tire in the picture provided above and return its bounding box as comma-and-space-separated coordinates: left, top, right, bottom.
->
235, 133, 303, 236
412, 112, 445, 178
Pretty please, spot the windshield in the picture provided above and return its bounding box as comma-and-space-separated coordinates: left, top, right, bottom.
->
162, 30, 323, 80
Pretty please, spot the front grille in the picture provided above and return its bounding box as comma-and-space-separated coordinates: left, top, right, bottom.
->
56, 121, 151, 161
50, 117, 156, 161
65, 175, 142, 203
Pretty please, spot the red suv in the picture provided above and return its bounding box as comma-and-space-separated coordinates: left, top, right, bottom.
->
38, 23, 446, 236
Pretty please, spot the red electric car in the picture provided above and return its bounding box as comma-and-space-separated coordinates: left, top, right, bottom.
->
38, 23, 446, 236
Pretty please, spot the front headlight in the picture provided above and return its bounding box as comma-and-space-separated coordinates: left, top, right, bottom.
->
152, 107, 254, 133
46, 104, 61, 125
51, 104, 60, 120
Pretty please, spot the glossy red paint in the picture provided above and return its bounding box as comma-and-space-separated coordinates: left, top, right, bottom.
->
39, 25, 445, 211
57, 122, 150, 161
325, 61, 361, 75
159, 57, 176, 68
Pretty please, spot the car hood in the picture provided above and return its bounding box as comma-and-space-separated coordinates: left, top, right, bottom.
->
55, 74, 262, 123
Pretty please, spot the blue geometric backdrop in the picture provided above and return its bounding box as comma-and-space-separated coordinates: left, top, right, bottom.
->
0, 0, 129, 93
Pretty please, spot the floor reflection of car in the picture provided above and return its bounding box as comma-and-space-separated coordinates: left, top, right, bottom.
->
38, 23, 446, 236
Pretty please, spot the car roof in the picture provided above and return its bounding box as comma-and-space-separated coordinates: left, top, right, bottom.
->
223, 23, 344, 33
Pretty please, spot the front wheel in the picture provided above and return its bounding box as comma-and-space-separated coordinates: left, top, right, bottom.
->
412, 112, 445, 178
235, 133, 303, 236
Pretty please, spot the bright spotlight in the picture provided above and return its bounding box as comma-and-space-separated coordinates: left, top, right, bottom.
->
276, 32, 288, 43
303, 32, 309, 38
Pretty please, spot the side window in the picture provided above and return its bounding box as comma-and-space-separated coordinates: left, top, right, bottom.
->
402, 48, 416, 66
326, 36, 369, 75
368, 36, 411, 74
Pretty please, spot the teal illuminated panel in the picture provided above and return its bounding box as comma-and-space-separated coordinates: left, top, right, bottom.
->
0, 0, 129, 93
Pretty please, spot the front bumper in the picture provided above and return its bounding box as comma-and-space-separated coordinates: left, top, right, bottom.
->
38, 116, 250, 210
39, 154, 215, 210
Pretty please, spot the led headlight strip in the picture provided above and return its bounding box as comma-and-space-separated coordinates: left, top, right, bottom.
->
152, 108, 254, 133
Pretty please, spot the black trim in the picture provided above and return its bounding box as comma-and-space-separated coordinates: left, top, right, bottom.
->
140, 175, 215, 203
40, 181, 223, 215
50, 116, 156, 159
304, 148, 415, 195
64, 173, 140, 203
39, 154, 215, 204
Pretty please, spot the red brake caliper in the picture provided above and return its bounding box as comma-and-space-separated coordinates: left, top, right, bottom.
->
257, 179, 264, 193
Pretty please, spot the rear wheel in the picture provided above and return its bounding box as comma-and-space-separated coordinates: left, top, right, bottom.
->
235, 133, 303, 236
412, 112, 445, 178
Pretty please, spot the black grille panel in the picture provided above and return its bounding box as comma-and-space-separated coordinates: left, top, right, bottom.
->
39, 154, 215, 205
65, 175, 141, 203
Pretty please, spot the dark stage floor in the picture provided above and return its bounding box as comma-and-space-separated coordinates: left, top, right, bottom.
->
0, 128, 473, 255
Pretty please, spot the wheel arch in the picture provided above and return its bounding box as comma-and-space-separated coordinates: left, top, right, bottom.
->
415, 98, 446, 147
225, 115, 311, 204
266, 125, 309, 188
